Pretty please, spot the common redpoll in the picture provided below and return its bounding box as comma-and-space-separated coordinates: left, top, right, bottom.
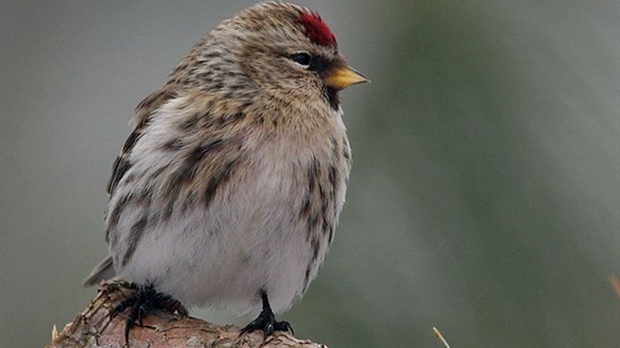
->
84, 1, 367, 341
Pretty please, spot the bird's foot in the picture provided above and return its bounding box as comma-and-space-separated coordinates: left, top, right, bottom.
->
239, 307, 294, 338
110, 283, 188, 343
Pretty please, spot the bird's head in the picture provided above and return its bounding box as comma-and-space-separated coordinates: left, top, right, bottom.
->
176, 2, 367, 112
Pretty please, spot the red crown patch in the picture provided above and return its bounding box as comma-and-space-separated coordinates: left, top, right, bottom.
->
297, 11, 337, 48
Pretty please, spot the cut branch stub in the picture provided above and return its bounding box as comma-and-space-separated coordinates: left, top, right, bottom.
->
47, 280, 328, 348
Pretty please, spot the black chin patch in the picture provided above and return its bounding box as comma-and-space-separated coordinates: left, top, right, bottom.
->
324, 86, 340, 111
306, 55, 341, 111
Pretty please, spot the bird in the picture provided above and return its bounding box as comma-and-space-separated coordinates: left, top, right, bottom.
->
83, 1, 367, 342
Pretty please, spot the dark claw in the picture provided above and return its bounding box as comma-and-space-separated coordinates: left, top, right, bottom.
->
138, 305, 147, 327
109, 283, 187, 344
124, 317, 134, 343
276, 320, 294, 334
239, 291, 294, 338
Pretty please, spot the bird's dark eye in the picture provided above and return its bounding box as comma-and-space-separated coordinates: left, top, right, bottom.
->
290, 52, 312, 67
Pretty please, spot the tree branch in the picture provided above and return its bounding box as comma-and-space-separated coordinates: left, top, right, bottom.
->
47, 280, 328, 348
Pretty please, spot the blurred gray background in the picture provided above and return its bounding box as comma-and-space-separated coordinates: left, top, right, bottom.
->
1, 0, 618, 347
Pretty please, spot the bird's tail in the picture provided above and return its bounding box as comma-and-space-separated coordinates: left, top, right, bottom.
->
82, 255, 116, 286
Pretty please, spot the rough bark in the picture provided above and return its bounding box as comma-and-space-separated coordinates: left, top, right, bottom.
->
47, 281, 327, 348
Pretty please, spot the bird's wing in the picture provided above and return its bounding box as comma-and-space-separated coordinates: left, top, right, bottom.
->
86, 89, 178, 286
107, 88, 177, 195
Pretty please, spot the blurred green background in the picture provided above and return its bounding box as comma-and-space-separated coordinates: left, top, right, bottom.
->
1, 0, 618, 347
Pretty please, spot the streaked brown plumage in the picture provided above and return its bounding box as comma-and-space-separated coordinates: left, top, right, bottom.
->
84, 1, 367, 341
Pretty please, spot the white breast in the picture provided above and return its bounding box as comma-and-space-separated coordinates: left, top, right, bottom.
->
110, 97, 350, 314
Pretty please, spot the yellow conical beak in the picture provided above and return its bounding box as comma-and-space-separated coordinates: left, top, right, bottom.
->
325, 66, 369, 91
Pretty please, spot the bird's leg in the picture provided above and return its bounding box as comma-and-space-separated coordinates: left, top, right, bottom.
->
240, 290, 294, 337
110, 283, 188, 343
